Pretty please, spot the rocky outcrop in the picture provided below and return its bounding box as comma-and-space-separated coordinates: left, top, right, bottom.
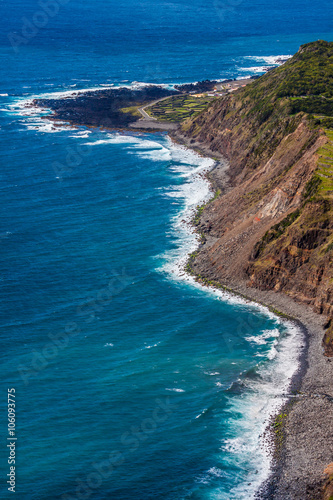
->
322, 322, 333, 357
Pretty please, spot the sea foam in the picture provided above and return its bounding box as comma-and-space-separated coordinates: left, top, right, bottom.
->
149, 135, 303, 499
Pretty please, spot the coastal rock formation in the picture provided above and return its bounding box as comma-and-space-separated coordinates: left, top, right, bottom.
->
180, 40, 333, 354
34, 86, 178, 129
323, 322, 333, 357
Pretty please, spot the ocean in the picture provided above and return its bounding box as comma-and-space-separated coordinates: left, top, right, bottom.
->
1, 1, 332, 498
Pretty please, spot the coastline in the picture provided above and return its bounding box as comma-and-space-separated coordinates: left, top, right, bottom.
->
172, 130, 333, 499
21, 87, 333, 498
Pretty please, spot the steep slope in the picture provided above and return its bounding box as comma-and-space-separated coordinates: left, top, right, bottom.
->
180, 40, 333, 353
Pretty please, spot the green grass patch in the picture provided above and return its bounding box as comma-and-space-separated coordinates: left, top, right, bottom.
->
314, 134, 333, 197
146, 94, 215, 123
119, 105, 142, 117
272, 412, 288, 449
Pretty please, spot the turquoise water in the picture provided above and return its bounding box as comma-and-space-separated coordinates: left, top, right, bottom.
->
1, 1, 332, 498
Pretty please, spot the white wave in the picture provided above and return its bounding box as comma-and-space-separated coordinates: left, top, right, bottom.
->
104, 343, 114, 347
239, 66, 274, 73
25, 120, 68, 133
195, 408, 208, 419
133, 146, 171, 162
238, 54, 293, 76
235, 76, 252, 80
84, 134, 200, 168
223, 436, 254, 454
217, 322, 302, 499
267, 344, 278, 360
155, 143, 286, 317
6, 98, 70, 133
146, 134, 302, 500
131, 139, 169, 150
154, 139, 215, 288
244, 54, 292, 65
165, 388, 185, 393
208, 467, 225, 478
29, 85, 107, 100
0, 93, 8, 97
83, 135, 143, 146
245, 328, 280, 345
143, 341, 162, 349
119, 81, 173, 91
69, 131, 91, 139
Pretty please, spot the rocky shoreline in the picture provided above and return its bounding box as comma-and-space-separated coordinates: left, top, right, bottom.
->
224, 280, 332, 500
172, 130, 333, 499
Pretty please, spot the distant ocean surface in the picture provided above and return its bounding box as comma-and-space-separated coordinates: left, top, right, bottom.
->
1, 1, 332, 498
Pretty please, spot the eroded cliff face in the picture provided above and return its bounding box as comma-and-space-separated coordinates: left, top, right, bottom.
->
182, 41, 333, 354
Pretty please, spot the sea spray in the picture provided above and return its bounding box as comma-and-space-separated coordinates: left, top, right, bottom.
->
156, 138, 303, 499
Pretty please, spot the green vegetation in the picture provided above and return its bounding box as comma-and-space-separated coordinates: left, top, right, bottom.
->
290, 97, 333, 117
313, 131, 333, 197
194, 205, 205, 225
239, 41, 333, 132
211, 188, 221, 201
301, 130, 333, 202
273, 412, 288, 450
313, 116, 333, 129
180, 42, 332, 183
276, 41, 333, 98
119, 105, 142, 117
146, 94, 215, 123
193, 187, 221, 226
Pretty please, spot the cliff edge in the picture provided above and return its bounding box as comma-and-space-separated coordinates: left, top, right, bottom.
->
180, 40, 333, 355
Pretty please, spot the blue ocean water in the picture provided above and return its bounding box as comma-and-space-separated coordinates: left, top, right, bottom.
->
1, 1, 332, 499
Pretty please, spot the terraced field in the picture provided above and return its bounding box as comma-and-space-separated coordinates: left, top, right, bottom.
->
146, 94, 215, 123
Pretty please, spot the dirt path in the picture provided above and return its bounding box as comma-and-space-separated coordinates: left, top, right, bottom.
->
138, 95, 172, 120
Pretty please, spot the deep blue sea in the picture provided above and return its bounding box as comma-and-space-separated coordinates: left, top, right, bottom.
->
1, 1, 332, 499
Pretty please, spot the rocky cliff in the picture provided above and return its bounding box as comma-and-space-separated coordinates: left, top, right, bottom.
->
181, 40, 333, 354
